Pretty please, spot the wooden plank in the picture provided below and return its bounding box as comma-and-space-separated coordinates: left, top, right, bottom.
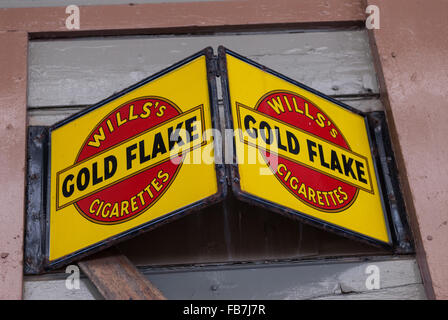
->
24, 257, 425, 300
335, 258, 422, 292
24, 279, 98, 300
137, 258, 424, 300
28, 107, 87, 126
28, 30, 378, 107
77, 248, 166, 300
26, 278, 425, 300
0, 1, 365, 34
314, 284, 426, 300
0, 0, 217, 8
28, 97, 383, 127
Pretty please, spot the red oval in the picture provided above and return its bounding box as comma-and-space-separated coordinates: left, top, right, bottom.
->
75, 97, 182, 224
256, 90, 357, 212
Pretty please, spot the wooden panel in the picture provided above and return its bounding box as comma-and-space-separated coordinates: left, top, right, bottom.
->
314, 284, 426, 300
142, 258, 425, 300
28, 97, 383, 127
24, 278, 100, 300
24, 258, 426, 300
0, 0, 217, 8
78, 248, 166, 300
28, 30, 378, 107
0, 1, 365, 35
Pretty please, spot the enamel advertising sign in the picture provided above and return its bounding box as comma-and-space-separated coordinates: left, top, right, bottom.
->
219, 47, 392, 246
26, 47, 404, 273
46, 49, 225, 268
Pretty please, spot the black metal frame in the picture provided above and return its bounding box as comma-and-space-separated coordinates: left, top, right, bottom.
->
25, 126, 49, 274
367, 112, 413, 253
25, 48, 227, 273
217, 46, 412, 252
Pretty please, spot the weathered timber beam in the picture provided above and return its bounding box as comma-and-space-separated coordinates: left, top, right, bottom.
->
78, 247, 165, 300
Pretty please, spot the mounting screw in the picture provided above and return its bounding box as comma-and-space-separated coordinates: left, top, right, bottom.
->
210, 284, 219, 291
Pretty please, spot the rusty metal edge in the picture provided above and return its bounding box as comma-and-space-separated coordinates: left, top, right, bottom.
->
367, 111, 414, 253
78, 247, 166, 300
24, 126, 49, 274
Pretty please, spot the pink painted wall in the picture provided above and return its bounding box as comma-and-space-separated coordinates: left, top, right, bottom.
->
367, 0, 448, 299
0, 31, 28, 300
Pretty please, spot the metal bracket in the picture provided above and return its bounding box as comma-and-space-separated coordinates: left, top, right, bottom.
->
208, 55, 220, 78
367, 111, 414, 253
24, 126, 49, 274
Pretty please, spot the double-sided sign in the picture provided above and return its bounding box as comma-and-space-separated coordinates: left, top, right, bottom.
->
27, 46, 407, 272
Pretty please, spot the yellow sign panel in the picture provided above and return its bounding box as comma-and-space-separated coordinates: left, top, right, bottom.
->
222, 49, 391, 245
48, 50, 224, 266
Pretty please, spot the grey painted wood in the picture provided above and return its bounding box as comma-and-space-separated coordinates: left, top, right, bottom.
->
24, 277, 101, 300
140, 258, 423, 300
28, 97, 383, 126
314, 284, 426, 300
0, 0, 216, 8
29, 107, 87, 126
24, 258, 425, 300
28, 30, 378, 107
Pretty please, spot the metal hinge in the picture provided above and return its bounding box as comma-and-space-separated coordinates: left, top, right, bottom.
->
209, 55, 220, 77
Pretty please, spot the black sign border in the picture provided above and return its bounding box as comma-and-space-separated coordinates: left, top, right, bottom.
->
218, 45, 410, 251
38, 47, 227, 272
